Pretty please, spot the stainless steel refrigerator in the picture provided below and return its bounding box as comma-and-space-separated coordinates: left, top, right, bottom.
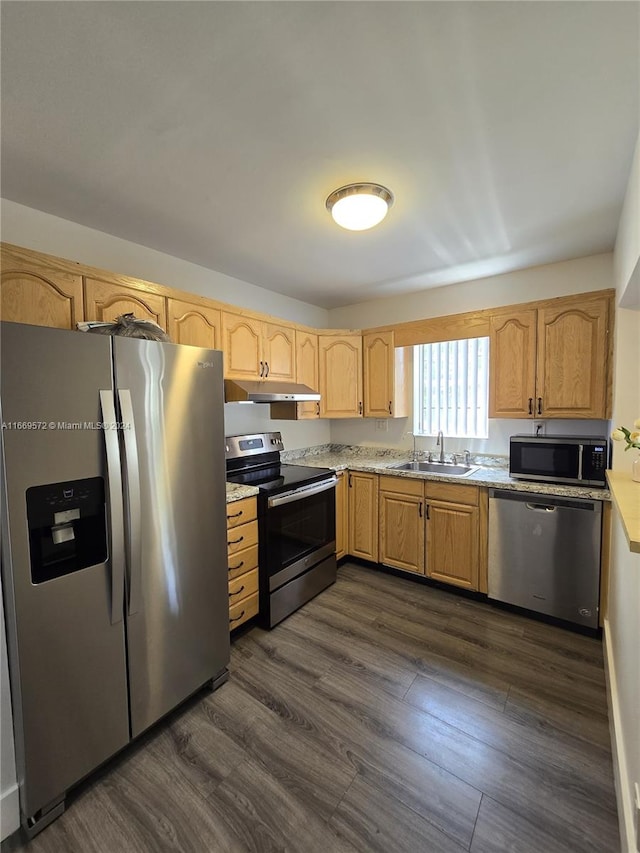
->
0, 321, 230, 836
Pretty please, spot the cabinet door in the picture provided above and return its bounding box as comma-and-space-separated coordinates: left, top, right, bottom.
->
222, 312, 263, 380
335, 470, 349, 561
1, 254, 83, 329
263, 323, 296, 382
85, 279, 167, 329
167, 298, 221, 349
363, 331, 395, 418
379, 490, 425, 574
319, 334, 363, 418
296, 331, 320, 419
536, 299, 608, 418
489, 311, 537, 418
348, 472, 378, 562
425, 500, 478, 590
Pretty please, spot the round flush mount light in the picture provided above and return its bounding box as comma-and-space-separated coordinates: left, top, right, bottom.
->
325, 182, 394, 231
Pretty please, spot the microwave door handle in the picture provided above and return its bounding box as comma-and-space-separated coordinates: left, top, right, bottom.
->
100, 390, 125, 625
268, 476, 338, 508
577, 444, 584, 482
118, 390, 142, 616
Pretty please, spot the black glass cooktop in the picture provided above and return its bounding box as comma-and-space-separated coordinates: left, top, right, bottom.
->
226, 463, 334, 495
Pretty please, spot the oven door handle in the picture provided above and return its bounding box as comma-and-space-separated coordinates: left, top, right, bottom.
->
267, 476, 338, 508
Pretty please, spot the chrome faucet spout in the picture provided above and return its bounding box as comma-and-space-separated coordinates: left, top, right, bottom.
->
436, 430, 445, 463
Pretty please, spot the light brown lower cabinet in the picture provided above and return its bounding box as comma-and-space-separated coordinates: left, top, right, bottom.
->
348, 471, 378, 562
226, 497, 259, 631
379, 476, 425, 575
335, 470, 349, 561
425, 483, 480, 590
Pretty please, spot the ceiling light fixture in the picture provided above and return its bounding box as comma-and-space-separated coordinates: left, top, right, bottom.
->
325, 182, 394, 231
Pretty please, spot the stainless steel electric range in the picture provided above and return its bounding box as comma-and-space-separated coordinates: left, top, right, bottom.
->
225, 432, 337, 628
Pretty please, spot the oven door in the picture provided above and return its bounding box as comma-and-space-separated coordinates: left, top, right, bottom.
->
509, 439, 581, 484
263, 477, 337, 591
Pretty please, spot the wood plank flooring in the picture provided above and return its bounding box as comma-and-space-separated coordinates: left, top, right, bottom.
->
2, 562, 619, 853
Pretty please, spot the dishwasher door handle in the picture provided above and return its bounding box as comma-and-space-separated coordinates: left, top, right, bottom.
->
525, 503, 557, 512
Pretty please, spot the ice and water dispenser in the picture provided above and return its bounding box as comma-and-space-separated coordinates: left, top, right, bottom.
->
26, 478, 107, 583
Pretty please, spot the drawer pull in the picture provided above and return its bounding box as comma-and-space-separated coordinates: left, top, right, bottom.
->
229, 585, 245, 597
228, 535, 244, 545
229, 560, 244, 572
230, 610, 245, 624
227, 509, 244, 520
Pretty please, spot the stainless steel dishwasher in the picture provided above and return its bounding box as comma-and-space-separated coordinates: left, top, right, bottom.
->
488, 489, 602, 628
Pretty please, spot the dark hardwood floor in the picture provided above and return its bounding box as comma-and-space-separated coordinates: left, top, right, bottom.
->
2, 563, 619, 853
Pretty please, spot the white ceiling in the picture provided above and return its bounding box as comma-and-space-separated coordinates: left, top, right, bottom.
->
1, 2, 638, 309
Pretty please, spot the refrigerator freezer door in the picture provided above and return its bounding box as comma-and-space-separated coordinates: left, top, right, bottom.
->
113, 338, 230, 737
0, 323, 130, 823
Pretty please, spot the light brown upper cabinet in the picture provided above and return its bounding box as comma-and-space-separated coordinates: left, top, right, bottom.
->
222, 311, 295, 381
0, 245, 84, 329
318, 333, 363, 418
85, 279, 167, 329
489, 295, 611, 419
363, 331, 410, 418
295, 331, 320, 419
167, 298, 221, 349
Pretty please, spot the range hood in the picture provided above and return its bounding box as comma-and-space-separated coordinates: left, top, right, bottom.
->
224, 379, 321, 403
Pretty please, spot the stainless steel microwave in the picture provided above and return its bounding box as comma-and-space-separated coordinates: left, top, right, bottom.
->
509, 435, 608, 487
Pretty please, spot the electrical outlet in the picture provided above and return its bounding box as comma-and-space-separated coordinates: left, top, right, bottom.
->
533, 420, 545, 436
375, 419, 388, 432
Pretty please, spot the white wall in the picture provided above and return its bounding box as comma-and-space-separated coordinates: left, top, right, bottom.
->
329, 252, 613, 329
606, 128, 640, 853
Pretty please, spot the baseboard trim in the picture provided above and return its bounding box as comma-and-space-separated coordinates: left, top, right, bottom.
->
603, 617, 637, 853
0, 781, 20, 842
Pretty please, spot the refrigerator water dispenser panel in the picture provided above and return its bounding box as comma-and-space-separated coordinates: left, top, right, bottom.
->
26, 477, 107, 583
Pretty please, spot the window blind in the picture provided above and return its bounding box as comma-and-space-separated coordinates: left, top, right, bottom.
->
414, 337, 489, 438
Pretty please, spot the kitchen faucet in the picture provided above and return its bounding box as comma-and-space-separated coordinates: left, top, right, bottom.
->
436, 430, 445, 463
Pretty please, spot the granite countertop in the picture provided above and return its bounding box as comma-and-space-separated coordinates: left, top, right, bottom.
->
286, 446, 611, 502
226, 482, 259, 503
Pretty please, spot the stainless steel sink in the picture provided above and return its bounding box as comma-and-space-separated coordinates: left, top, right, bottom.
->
389, 461, 479, 477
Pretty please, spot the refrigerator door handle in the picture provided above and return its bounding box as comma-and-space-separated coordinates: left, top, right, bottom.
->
118, 389, 142, 616
100, 390, 126, 625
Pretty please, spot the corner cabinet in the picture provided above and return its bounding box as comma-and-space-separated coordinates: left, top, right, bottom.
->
363, 331, 410, 418
348, 471, 378, 562
0, 245, 84, 329
489, 295, 611, 419
222, 312, 295, 382
167, 298, 221, 349
318, 333, 363, 418
379, 476, 424, 574
425, 483, 479, 591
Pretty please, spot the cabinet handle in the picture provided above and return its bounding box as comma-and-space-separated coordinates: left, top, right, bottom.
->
229, 585, 245, 597
265, 361, 270, 378
425, 502, 430, 520
259, 360, 264, 377
348, 474, 352, 488
316, 401, 320, 416
227, 510, 243, 520
358, 401, 363, 415
388, 401, 392, 415
228, 560, 244, 572
228, 535, 244, 546
230, 610, 246, 624
528, 397, 533, 415
419, 502, 423, 518
537, 397, 542, 415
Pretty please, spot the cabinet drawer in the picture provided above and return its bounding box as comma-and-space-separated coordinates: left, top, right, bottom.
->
229, 592, 259, 630
228, 543, 259, 580
226, 497, 257, 528
228, 568, 259, 602
227, 519, 258, 556
425, 482, 479, 506
379, 475, 424, 497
